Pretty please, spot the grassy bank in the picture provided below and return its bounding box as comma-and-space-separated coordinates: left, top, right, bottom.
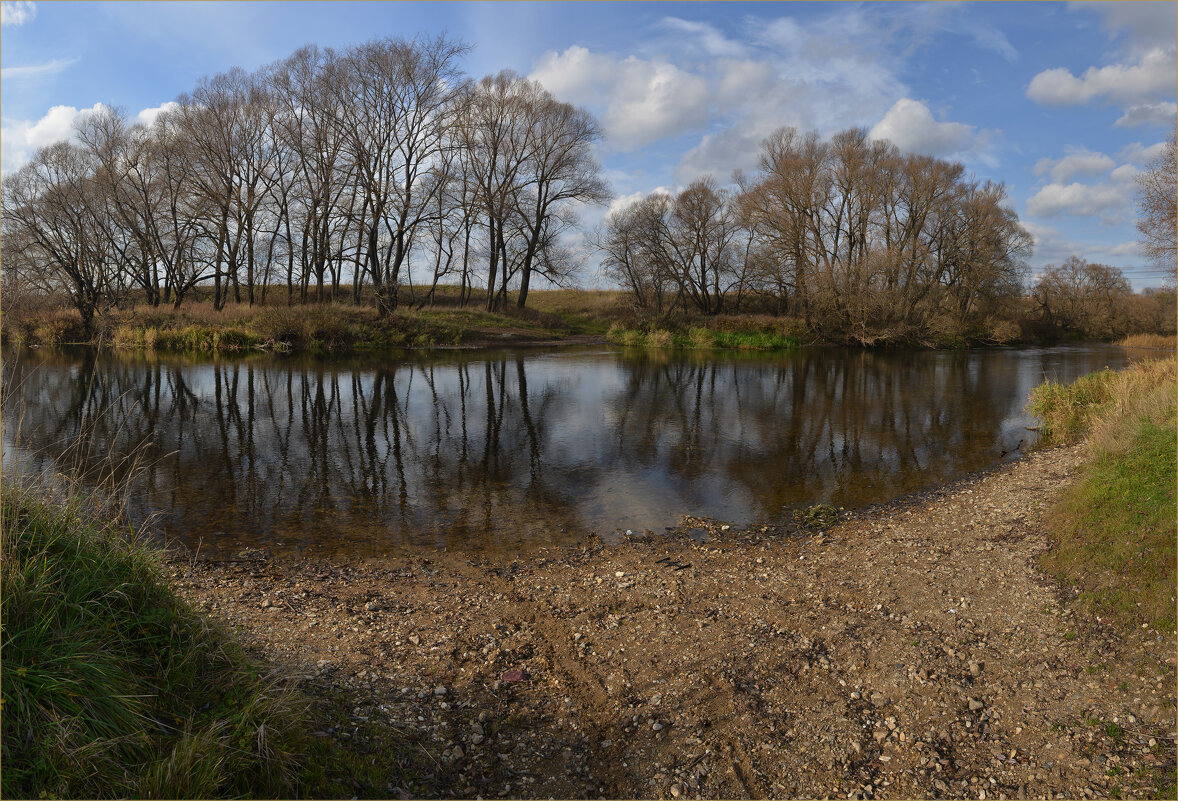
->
1028, 357, 1177, 633
2, 300, 578, 353
605, 319, 804, 351
0, 483, 435, 798
1117, 333, 1178, 351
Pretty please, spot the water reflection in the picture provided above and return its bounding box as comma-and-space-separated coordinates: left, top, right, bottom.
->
2, 344, 1134, 555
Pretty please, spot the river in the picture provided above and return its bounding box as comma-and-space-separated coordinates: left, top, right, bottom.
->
1, 343, 1138, 556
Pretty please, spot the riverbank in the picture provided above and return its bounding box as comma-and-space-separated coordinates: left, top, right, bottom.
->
6, 290, 1172, 354
170, 439, 1176, 799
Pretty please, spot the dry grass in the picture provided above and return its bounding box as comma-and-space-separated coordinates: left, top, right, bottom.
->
1116, 333, 1177, 351
1028, 357, 1176, 451
1029, 357, 1177, 632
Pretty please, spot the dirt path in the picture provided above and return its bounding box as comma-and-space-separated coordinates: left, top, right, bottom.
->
171, 446, 1176, 799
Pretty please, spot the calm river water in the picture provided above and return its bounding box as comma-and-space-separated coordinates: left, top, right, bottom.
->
1, 344, 1137, 556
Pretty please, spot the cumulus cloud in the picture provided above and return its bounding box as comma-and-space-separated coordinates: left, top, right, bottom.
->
1032, 147, 1115, 183
604, 187, 674, 219
1026, 47, 1177, 107
1025, 181, 1130, 220
868, 98, 994, 159
532, 7, 933, 181
1114, 101, 1177, 128
0, 57, 78, 80
1118, 140, 1169, 166
1, 0, 35, 25
530, 46, 710, 152
0, 103, 106, 172
135, 101, 180, 127
1, 101, 177, 172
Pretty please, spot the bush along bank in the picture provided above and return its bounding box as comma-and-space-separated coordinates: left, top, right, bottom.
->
1027, 357, 1177, 633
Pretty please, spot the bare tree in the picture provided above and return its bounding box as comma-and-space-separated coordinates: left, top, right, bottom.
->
334, 35, 468, 315
1136, 131, 1177, 286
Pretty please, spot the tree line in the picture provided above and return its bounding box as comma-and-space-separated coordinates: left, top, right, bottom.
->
1, 36, 609, 333
599, 126, 1176, 343
2, 32, 1172, 345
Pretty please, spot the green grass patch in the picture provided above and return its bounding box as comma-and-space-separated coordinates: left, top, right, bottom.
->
1, 481, 440, 799
606, 324, 800, 351
1030, 358, 1177, 634
0, 484, 311, 798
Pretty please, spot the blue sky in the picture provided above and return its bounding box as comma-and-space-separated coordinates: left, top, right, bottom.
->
2, 1, 1175, 287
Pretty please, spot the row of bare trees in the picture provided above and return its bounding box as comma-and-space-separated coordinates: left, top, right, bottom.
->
0, 36, 610, 333
1031, 256, 1176, 339
599, 127, 1034, 343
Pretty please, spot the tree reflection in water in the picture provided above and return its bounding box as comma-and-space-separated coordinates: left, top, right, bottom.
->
2, 344, 1133, 556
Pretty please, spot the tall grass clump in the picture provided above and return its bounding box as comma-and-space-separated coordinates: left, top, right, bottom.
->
0, 483, 308, 798
1116, 333, 1177, 351
1027, 358, 1177, 632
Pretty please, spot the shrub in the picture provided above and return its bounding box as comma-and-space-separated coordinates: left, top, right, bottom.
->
644, 329, 674, 348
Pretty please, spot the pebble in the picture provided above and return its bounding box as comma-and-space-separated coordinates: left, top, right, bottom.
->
365, 601, 379, 611
434, 685, 448, 697
968, 698, 985, 711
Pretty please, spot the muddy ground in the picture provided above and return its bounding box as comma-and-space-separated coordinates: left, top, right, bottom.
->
170, 445, 1176, 799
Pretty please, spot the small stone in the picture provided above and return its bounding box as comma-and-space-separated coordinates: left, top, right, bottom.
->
969, 661, 984, 676
870, 692, 886, 708
670, 784, 683, 798
471, 734, 485, 745
260, 598, 271, 608
850, 692, 862, 700
652, 722, 664, 731
968, 698, 985, 711
615, 571, 625, 578
408, 634, 420, 646
365, 601, 379, 611
434, 686, 448, 697
479, 711, 491, 723
451, 745, 464, 760
874, 730, 888, 743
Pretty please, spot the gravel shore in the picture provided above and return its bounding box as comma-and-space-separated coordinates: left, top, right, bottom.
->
171, 445, 1176, 799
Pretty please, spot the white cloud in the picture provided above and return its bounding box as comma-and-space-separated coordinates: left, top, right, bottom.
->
1118, 140, 1169, 166
0, 57, 78, 80
530, 46, 710, 152
1025, 181, 1130, 220
1108, 164, 1140, 185
0, 0, 35, 26
658, 18, 747, 59
533, 6, 927, 182
1114, 101, 1177, 128
604, 187, 673, 219
1032, 147, 1115, 183
1026, 47, 1177, 107
0, 101, 176, 173
1068, 1, 1178, 54
1, 103, 105, 172
135, 101, 180, 127
868, 98, 994, 159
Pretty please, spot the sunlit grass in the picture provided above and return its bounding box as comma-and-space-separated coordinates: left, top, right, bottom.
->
1028, 357, 1177, 633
